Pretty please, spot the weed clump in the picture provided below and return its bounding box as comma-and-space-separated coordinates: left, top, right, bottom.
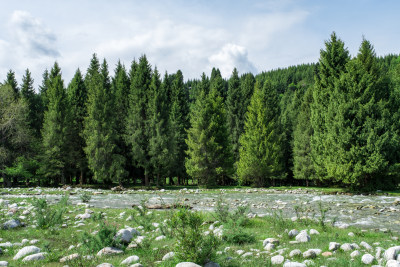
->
80, 221, 122, 253
31, 195, 68, 229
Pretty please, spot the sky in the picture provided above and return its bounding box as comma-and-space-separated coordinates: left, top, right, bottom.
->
0, 0, 399, 89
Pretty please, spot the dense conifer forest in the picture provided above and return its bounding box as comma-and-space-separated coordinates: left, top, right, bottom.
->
1, 32, 400, 190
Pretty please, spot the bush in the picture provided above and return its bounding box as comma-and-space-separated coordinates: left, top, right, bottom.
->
222, 228, 255, 245
131, 199, 156, 231
79, 191, 92, 203
80, 221, 122, 253
213, 194, 250, 227
31, 195, 68, 229
172, 208, 220, 265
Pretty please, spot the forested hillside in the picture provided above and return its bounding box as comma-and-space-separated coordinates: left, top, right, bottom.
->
1, 33, 399, 190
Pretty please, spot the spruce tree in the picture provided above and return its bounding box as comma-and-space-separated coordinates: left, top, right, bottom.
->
292, 86, 316, 185
169, 70, 190, 185
237, 80, 284, 187
311, 32, 350, 182
325, 39, 399, 189
4, 70, 19, 98
111, 61, 130, 183
148, 69, 170, 186
126, 55, 152, 186
67, 69, 87, 184
20, 69, 41, 136
40, 63, 69, 185
84, 55, 125, 184
226, 68, 241, 161
185, 74, 233, 187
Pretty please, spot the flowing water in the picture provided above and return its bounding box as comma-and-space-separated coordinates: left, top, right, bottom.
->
3, 189, 400, 233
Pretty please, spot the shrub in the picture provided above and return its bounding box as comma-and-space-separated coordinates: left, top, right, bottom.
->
131, 199, 156, 231
80, 221, 121, 253
172, 208, 220, 265
31, 195, 68, 229
79, 191, 92, 203
222, 228, 255, 245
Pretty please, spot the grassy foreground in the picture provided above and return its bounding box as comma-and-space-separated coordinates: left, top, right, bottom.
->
0, 194, 399, 267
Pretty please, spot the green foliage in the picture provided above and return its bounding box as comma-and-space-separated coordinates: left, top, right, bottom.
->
185, 74, 234, 187
4, 69, 19, 98
31, 195, 68, 229
80, 221, 121, 253
126, 55, 153, 186
237, 80, 284, 186
172, 208, 220, 265
293, 86, 316, 183
222, 228, 255, 245
79, 191, 92, 203
40, 62, 70, 184
131, 199, 156, 231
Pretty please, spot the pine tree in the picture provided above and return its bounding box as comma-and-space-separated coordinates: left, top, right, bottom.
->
311, 32, 350, 182
185, 74, 234, 187
83, 55, 124, 184
148, 69, 170, 186
226, 68, 241, 161
40, 62, 69, 185
237, 80, 284, 187
169, 70, 190, 185
111, 61, 130, 184
126, 55, 152, 186
4, 70, 19, 98
20, 69, 41, 136
292, 86, 316, 185
324, 39, 400, 189
67, 69, 87, 184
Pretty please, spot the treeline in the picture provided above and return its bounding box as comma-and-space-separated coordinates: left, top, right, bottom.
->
1, 32, 400, 190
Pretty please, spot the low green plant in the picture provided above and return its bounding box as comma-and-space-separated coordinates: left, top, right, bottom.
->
213, 194, 250, 227
172, 208, 220, 265
80, 221, 122, 253
31, 195, 68, 229
131, 199, 156, 231
222, 228, 255, 244
80, 191, 92, 203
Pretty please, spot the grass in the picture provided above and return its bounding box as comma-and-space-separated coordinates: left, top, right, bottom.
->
0, 193, 399, 267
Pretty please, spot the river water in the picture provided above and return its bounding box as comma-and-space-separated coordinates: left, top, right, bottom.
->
3, 189, 400, 233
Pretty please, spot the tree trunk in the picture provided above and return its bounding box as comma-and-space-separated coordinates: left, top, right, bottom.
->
144, 171, 149, 187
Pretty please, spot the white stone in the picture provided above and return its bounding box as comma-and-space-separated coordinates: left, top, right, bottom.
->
162, 252, 175, 261
96, 264, 114, 267
289, 249, 302, 257
288, 229, 299, 238
271, 255, 284, 265
303, 250, 316, 259
295, 231, 310, 243
155, 235, 166, 241
360, 241, 373, 251
129, 264, 144, 267
384, 246, 400, 261
175, 263, 201, 267
329, 242, 340, 251
22, 252, 46, 262
0, 261, 8, 266
348, 232, 355, 237
386, 260, 400, 267
263, 238, 280, 247
351, 250, 361, 258
60, 253, 80, 262
361, 254, 374, 264
115, 229, 133, 243
309, 229, 320, 235
242, 252, 253, 258
340, 243, 354, 252
235, 250, 245, 255
121, 255, 139, 265
96, 247, 123, 256
21, 239, 29, 245
13, 246, 41, 260
375, 247, 384, 259
283, 261, 306, 267
0, 242, 13, 248
2, 219, 21, 229
264, 243, 275, 251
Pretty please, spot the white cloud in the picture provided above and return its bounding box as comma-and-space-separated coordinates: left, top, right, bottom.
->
209, 44, 257, 78
10, 10, 59, 57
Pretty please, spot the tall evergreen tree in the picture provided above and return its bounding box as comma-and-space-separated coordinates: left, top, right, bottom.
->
226, 68, 241, 161
148, 69, 170, 186
169, 70, 190, 185
40, 63, 70, 185
4, 70, 19, 98
111, 61, 130, 183
324, 39, 400, 189
292, 86, 316, 185
126, 55, 152, 186
20, 69, 41, 136
84, 55, 125, 184
237, 80, 284, 187
311, 32, 350, 182
67, 69, 87, 184
185, 74, 234, 186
